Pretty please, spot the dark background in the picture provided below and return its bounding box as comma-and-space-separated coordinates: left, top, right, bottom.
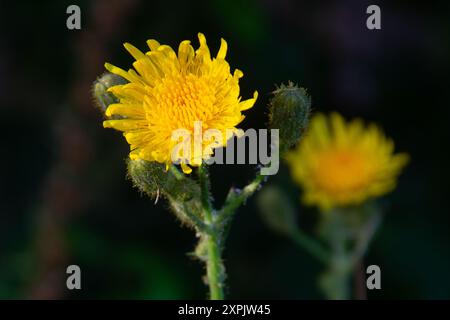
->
0, 0, 449, 299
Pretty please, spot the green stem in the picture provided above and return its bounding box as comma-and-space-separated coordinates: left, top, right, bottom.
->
320, 240, 352, 299
205, 231, 224, 300
349, 209, 382, 267
321, 205, 382, 299
328, 245, 352, 299
290, 229, 330, 264
169, 165, 184, 180
198, 165, 213, 215
217, 173, 265, 225
198, 165, 224, 300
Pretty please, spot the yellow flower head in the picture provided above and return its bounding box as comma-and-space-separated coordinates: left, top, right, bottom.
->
286, 112, 409, 211
102, 33, 258, 173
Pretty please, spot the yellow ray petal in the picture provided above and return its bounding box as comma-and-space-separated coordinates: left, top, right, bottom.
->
239, 91, 258, 111
124, 42, 146, 60
147, 39, 161, 51
217, 38, 228, 59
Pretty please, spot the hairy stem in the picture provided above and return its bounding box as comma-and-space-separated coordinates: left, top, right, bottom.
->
217, 173, 266, 225
204, 231, 223, 300
321, 235, 351, 300
198, 165, 224, 300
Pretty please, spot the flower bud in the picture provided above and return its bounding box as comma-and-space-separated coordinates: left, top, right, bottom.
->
92, 72, 127, 115
127, 159, 202, 200
257, 186, 298, 236
127, 159, 203, 227
268, 82, 311, 154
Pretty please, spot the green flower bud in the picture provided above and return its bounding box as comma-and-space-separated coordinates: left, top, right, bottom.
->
257, 186, 297, 236
92, 72, 127, 115
127, 159, 203, 228
268, 82, 311, 154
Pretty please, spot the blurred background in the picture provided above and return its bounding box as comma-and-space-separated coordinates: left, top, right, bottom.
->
0, 0, 449, 299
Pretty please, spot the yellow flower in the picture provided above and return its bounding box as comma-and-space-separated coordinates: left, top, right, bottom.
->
286, 112, 409, 211
102, 33, 258, 173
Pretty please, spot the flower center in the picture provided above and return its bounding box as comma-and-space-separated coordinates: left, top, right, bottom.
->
150, 73, 216, 130
313, 148, 375, 196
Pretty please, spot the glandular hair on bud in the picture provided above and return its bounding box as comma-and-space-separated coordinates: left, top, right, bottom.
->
268, 82, 311, 154
92, 72, 127, 115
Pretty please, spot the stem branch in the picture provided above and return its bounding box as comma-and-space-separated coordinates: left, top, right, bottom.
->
217, 173, 265, 225
291, 229, 330, 264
